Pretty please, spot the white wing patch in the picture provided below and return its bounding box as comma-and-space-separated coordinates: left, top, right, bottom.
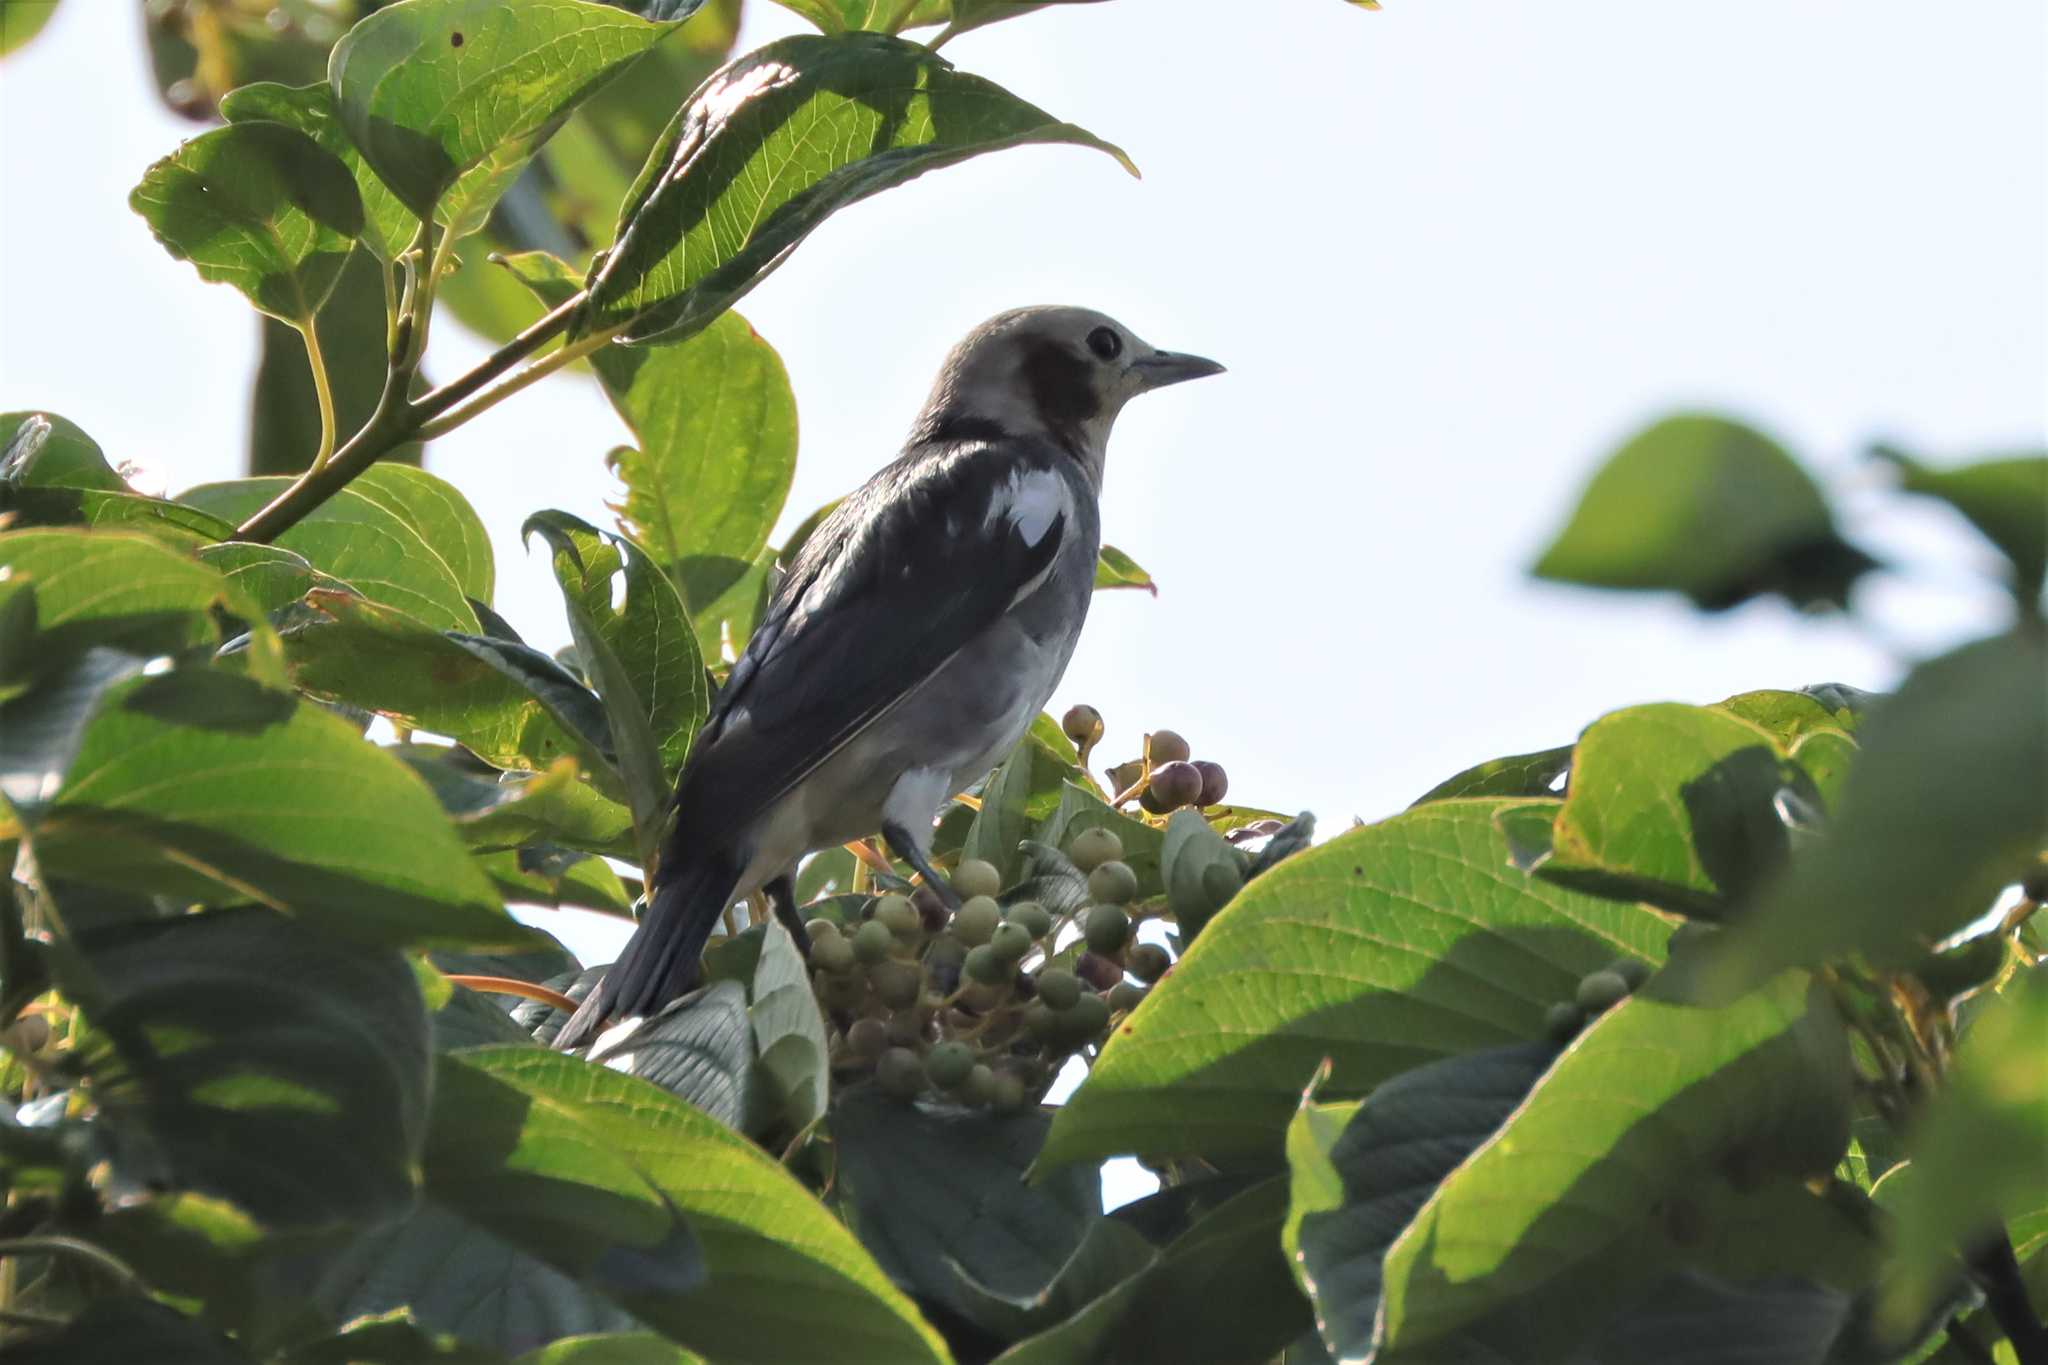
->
991, 466, 1067, 548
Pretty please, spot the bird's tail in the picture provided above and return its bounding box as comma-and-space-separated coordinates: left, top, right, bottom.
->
552, 847, 740, 1052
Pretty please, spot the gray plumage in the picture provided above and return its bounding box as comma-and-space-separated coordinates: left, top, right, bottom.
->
555, 305, 1222, 1050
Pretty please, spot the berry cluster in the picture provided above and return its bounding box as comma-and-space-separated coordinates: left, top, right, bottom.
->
1543, 956, 1653, 1042
1062, 707, 1229, 816
806, 832, 1170, 1110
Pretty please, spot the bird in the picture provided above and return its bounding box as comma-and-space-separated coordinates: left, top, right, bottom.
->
553, 305, 1223, 1051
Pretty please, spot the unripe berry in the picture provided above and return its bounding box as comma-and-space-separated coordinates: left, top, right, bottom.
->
964, 944, 1009, 986
1083, 904, 1132, 955
1035, 968, 1083, 1011
953, 859, 1002, 901
1107, 981, 1147, 1013
852, 919, 893, 965
1575, 970, 1630, 1014
1064, 992, 1111, 1043
877, 1047, 925, 1098
989, 921, 1033, 963
1005, 901, 1054, 940
952, 896, 1002, 946
1023, 1002, 1060, 1041
990, 1070, 1029, 1114
926, 1040, 975, 1089
1066, 827, 1123, 873
963, 1063, 997, 1106
912, 884, 950, 933
875, 893, 921, 938
846, 1017, 888, 1058
885, 1008, 929, 1048
1147, 729, 1191, 765
1127, 943, 1171, 983
805, 917, 843, 942
872, 960, 922, 1010
1611, 957, 1653, 991
1062, 703, 1104, 751
811, 934, 856, 974
1544, 1001, 1584, 1044
1147, 760, 1203, 812
1087, 860, 1138, 906
1192, 760, 1229, 808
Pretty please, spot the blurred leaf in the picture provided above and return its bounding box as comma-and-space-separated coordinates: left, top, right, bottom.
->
747, 920, 828, 1131
395, 746, 635, 857
1158, 807, 1243, 943
1037, 800, 1672, 1172
588, 979, 753, 1130
524, 510, 708, 856
1708, 633, 2048, 991
0, 410, 124, 491
284, 591, 619, 793
833, 1086, 1101, 1333
1284, 1044, 1557, 1363
433, 1047, 951, 1363
1876, 444, 2048, 597
584, 32, 1133, 342
331, 0, 679, 235
0, 1298, 251, 1364
1411, 743, 1572, 805
515, 1337, 703, 1365
25, 668, 523, 950
130, 122, 363, 327
1533, 414, 1875, 610
1715, 684, 1873, 746
963, 734, 1070, 887
0, 648, 148, 820
1543, 703, 1817, 918
676, 547, 777, 664
280, 1313, 504, 1364
1092, 544, 1154, 594
1375, 975, 1868, 1358
221, 80, 419, 263
477, 845, 634, 916
795, 847, 857, 904
183, 479, 479, 631
0, 0, 62, 58
59, 906, 428, 1228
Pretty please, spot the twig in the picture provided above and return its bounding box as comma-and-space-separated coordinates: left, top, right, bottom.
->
442, 974, 580, 1015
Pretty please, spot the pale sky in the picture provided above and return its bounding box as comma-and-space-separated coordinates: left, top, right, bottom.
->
3, 0, 2043, 989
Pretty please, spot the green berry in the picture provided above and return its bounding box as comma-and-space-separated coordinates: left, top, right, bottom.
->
811, 934, 856, 974
806, 917, 843, 941
990, 921, 1033, 963
846, 1017, 888, 1058
952, 895, 1002, 946
852, 919, 894, 965
1036, 968, 1083, 1011
872, 960, 923, 1010
1083, 904, 1132, 954
875, 893, 921, 938
1005, 901, 1054, 939
990, 1070, 1029, 1114
1127, 943, 1171, 983
1064, 992, 1111, 1043
1023, 1002, 1060, 1041
1611, 958, 1652, 991
1107, 981, 1147, 1013
926, 1040, 975, 1089
877, 1047, 925, 1098
963, 1063, 997, 1106
964, 944, 1009, 985
953, 859, 1003, 900
821, 973, 867, 1012
1087, 860, 1138, 906
1066, 827, 1123, 873
1062, 703, 1104, 751
1576, 969, 1631, 1014
885, 1008, 929, 1048
1147, 729, 1192, 765
1147, 760, 1203, 812
1544, 1001, 1584, 1043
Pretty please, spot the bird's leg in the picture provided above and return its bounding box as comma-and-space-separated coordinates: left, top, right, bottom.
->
765, 872, 810, 956
882, 821, 961, 909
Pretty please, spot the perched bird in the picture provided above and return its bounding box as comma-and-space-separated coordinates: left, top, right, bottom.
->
554, 306, 1222, 1051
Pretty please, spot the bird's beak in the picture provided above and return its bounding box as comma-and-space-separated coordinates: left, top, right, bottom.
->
1130, 350, 1226, 390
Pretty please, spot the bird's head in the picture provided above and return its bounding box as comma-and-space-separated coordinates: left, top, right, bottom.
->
912, 306, 1224, 484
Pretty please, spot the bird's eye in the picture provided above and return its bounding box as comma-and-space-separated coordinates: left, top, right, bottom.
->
1086, 326, 1123, 361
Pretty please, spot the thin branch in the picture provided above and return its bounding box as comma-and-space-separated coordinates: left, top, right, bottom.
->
297, 319, 337, 473
408, 292, 585, 429
442, 974, 580, 1015
411, 321, 622, 442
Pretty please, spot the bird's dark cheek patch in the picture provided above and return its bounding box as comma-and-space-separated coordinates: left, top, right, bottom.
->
1021, 342, 1100, 440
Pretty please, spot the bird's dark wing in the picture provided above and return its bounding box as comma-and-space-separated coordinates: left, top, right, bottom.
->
671, 436, 1071, 847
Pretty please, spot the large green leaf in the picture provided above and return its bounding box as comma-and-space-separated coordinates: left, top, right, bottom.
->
1543, 702, 1818, 917
1533, 413, 1875, 610
963, 733, 1074, 887
330, 0, 679, 234
0, 1299, 250, 1364
1708, 632, 2048, 991
0, 648, 146, 815
1037, 799, 1672, 1171
131, 121, 363, 327
1411, 743, 1572, 805
396, 745, 635, 858
1, 0, 64, 57
746, 920, 828, 1131
438, 1047, 950, 1363
588, 979, 753, 1130
182, 479, 479, 631
350, 464, 496, 605
1375, 975, 1867, 1358
284, 591, 620, 794
524, 511, 707, 857
220, 80, 419, 263
584, 32, 1131, 342
1877, 445, 2048, 596
25, 668, 523, 950
1159, 807, 1246, 944
1, 410, 125, 492
59, 906, 429, 1228
0, 528, 243, 662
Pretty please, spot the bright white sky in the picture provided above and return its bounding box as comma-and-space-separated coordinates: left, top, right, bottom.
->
3, 1, 2043, 987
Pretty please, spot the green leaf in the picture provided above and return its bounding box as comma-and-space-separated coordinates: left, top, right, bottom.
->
58, 906, 428, 1228
196, 542, 328, 615
515, 1337, 705, 1365
1877, 445, 2048, 597
1709, 632, 2048, 990
281, 1313, 505, 1364
1, 410, 125, 491
350, 464, 496, 605
1033, 782, 1165, 901
0, 647, 146, 814
477, 845, 635, 916
0, 1299, 251, 1364
1375, 975, 1867, 1358
26, 668, 523, 950
1411, 743, 1572, 805
588, 979, 753, 1130
284, 591, 620, 794
396, 745, 636, 858
0, 528, 241, 662
832, 1085, 1101, 1332
0, 485, 239, 548
1037, 800, 1672, 1171
130, 121, 363, 327
1533, 413, 1875, 610
331, 0, 678, 235
585, 32, 1132, 342
1158, 807, 1244, 943
1, 0, 63, 58
1715, 684, 1873, 746
435, 1047, 951, 1363
963, 735, 1069, 886
1091, 544, 1154, 595
220, 80, 419, 263
524, 510, 708, 857
1284, 1045, 1556, 1363
747, 920, 828, 1131
182, 479, 479, 631
1543, 702, 1817, 917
